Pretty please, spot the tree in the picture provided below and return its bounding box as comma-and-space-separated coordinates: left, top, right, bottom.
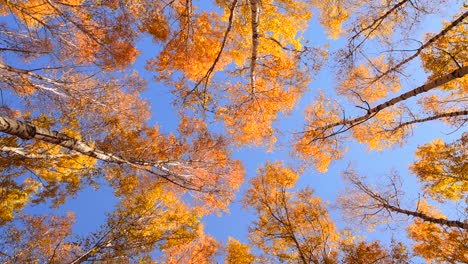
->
237, 163, 415, 264
0, 0, 149, 219
295, 5, 468, 172
410, 133, 467, 204
340, 239, 410, 264
0, 213, 76, 263
243, 162, 339, 263
1, 0, 466, 262
407, 200, 468, 263
339, 168, 467, 230
0, 172, 205, 263
149, 0, 323, 147
296, 2, 467, 262
0, 1, 245, 261
159, 225, 219, 264
225, 237, 255, 264
69, 174, 203, 263
339, 157, 467, 263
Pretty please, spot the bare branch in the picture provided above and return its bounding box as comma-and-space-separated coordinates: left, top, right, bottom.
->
372, 10, 468, 83
186, 0, 238, 107
348, 0, 410, 57
344, 171, 468, 230
387, 110, 468, 132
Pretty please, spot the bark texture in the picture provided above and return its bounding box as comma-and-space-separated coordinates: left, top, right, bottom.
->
315, 65, 468, 135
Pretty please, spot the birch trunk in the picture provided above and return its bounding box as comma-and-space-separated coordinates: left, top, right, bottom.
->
317, 65, 468, 134
0, 116, 201, 191
382, 203, 468, 230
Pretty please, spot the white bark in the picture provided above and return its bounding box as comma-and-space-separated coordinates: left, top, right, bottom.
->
310, 65, 468, 138
0, 116, 202, 191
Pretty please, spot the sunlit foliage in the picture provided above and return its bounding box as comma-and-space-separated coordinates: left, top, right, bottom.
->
0, 0, 466, 262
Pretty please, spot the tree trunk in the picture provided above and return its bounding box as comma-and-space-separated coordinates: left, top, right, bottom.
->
383, 203, 468, 230
0, 116, 201, 191
316, 65, 468, 134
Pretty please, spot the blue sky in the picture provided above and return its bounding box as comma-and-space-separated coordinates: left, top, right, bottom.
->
200, 4, 465, 249
17, 1, 466, 261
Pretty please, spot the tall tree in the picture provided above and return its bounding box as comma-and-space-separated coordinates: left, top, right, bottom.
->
238, 162, 415, 263
339, 157, 467, 263
0, 213, 76, 263
339, 167, 467, 230
160, 224, 219, 264
243, 162, 339, 263
340, 239, 410, 264
0, 0, 250, 220
0, 1, 245, 261
295, 3, 467, 172
225, 237, 256, 264
1, 0, 466, 262
149, 0, 323, 147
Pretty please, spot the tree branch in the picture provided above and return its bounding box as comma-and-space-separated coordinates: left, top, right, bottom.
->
348, 0, 410, 57
305, 65, 468, 141
371, 10, 468, 84
382, 202, 467, 230
346, 171, 468, 230
0, 116, 208, 192
1, 146, 75, 159
186, 0, 238, 107
388, 110, 468, 132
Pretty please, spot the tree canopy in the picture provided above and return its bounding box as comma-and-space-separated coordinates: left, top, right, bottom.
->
0, 0, 466, 263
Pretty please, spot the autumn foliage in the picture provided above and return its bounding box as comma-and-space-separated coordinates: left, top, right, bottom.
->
0, 0, 466, 262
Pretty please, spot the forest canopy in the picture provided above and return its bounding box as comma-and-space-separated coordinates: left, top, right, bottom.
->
0, 0, 466, 263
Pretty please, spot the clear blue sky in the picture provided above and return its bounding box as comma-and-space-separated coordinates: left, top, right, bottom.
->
21, 1, 465, 260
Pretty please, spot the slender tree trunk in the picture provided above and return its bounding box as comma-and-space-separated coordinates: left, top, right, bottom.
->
0, 116, 200, 191
350, 0, 410, 41
373, 10, 468, 81
390, 110, 468, 131
250, 0, 260, 93
316, 65, 468, 134
347, 171, 468, 230
382, 203, 468, 230
0, 116, 124, 162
